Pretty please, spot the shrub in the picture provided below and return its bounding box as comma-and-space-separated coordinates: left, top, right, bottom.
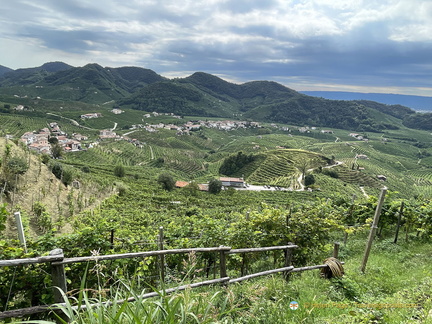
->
323, 169, 339, 178
50, 162, 63, 180
158, 173, 175, 191
208, 178, 222, 194
62, 168, 74, 186
114, 164, 125, 178
6, 156, 29, 175
305, 174, 315, 187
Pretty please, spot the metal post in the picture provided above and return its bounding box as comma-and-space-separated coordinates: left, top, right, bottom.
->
14, 212, 27, 253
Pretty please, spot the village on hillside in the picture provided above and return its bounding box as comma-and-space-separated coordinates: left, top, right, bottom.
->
14, 109, 372, 160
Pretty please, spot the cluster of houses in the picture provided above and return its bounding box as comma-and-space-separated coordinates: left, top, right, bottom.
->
129, 119, 262, 134
144, 112, 181, 119
20, 123, 87, 154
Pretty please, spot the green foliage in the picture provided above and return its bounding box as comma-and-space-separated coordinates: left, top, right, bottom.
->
183, 181, 200, 196
51, 143, 63, 159
5, 155, 29, 175
62, 167, 74, 186
208, 178, 222, 194
48, 136, 58, 145
322, 168, 339, 178
50, 161, 63, 180
0, 240, 53, 312
403, 112, 432, 131
158, 173, 175, 191
114, 164, 125, 178
304, 174, 315, 187
0, 203, 8, 232
115, 182, 129, 196
41, 153, 50, 164
219, 151, 256, 176
33, 201, 53, 233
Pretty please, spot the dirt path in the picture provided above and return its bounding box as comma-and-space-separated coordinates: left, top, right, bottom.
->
359, 186, 369, 198
46, 113, 96, 130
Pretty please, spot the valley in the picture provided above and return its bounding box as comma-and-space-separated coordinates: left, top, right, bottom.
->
0, 62, 432, 323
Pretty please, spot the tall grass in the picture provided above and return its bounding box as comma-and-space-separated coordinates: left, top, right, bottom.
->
12, 236, 432, 324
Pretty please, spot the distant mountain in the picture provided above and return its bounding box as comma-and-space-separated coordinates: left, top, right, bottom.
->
0, 65, 13, 77
121, 71, 415, 131
0, 61, 73, 86
301, 91, 432, 112
39, 61, 73, 73
2, 62, 432, 131
0, 63, 165, 103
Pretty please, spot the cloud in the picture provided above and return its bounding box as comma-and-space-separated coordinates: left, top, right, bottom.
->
1, 0, 432, 96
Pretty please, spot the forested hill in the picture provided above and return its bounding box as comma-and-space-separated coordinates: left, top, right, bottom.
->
0, 64, 13, 77
121, 72, 416, 132
1, 62, 430, 131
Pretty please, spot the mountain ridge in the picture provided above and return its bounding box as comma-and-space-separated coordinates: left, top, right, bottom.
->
302, 91, 432, 112
1, 62, 430, 131
0, 64, 13, 77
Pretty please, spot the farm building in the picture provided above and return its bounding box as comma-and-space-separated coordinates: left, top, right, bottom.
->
356, 154, 368, 159
175, 181, 209, 191
219, 177, 245, 188
175, 181, 189, 188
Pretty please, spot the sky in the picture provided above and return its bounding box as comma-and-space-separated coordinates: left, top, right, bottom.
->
1, 0, 432, 96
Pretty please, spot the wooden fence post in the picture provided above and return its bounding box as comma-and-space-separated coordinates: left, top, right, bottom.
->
393, 201, 404, 244
219, 247, 227, 280
283, 245, 293, 280
333, 242, 340, 258
158, 226, 165, 283
110, 229, 115, 249
360, 188, 387, 273
50, 249, 67, 303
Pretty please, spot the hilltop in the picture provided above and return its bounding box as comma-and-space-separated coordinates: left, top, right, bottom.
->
3, 62, 432, 131
0, 64, 13, 77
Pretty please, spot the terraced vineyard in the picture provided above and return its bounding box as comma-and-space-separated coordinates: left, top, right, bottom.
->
246, 149, 328, 186
0, 115, 48, 136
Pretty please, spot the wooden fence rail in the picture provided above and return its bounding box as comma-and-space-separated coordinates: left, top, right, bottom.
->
0, 243, 342, 320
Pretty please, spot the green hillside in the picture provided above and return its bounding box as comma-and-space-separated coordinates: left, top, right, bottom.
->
3, 62, 432, 131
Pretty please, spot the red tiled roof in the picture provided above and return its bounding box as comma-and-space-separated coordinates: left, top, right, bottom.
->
175, 181, 189, 188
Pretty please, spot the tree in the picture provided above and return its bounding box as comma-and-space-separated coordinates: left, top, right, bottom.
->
51, 143, 63, 159
184, 181, 200, 196
297, 157, 310, 180
51, 162, 63, 180
62, 168, 74, 186
6, 156, 29, 175
304, 174, 315, 187
208, 178, 222, 194
48, 136, 58, 145
219, 151, 255, 176
114, 164, 125, 178
158, 173, 175, 191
